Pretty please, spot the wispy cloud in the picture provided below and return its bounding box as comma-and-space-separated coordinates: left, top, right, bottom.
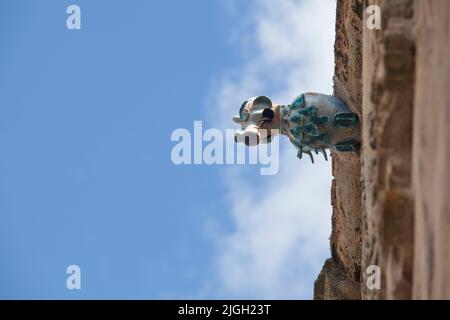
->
207, 0, 336, 299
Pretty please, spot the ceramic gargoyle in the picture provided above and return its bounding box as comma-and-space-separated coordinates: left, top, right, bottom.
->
232, 93, 360, 163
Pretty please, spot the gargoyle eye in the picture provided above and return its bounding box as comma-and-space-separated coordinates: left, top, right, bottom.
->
239, 100, 249, 121
262, 108, 274, 120
253, 96, 273, 108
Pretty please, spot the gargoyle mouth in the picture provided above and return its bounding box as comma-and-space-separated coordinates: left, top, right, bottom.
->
244, 135, 259, 146
242, 134, 271, 146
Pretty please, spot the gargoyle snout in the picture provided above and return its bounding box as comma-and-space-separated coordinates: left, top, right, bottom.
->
234, 127, 260, 146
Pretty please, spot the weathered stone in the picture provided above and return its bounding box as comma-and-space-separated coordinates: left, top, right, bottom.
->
361, 0, 415, 300
314, 0, 363, 300
314, 258, 361, 300
316, 0, 450, 300
412, 0, 450, 300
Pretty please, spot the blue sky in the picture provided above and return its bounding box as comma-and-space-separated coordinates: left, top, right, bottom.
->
0, 0, 335, 299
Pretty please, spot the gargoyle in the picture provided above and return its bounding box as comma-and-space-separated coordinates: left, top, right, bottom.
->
233, 93, 360, 163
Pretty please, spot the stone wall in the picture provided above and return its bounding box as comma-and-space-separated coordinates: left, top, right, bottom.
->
314, 0, 363, 300
315, 0, 450, 300
361, 0, 415, 300
412, 0, 450, 300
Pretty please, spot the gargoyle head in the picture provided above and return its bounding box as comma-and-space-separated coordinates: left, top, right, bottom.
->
232, 96, 280, 146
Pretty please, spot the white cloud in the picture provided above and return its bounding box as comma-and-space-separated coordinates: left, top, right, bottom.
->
207, 0, 336, 299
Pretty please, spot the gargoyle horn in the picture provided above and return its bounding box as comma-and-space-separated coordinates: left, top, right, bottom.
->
232, 115, 243, 124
